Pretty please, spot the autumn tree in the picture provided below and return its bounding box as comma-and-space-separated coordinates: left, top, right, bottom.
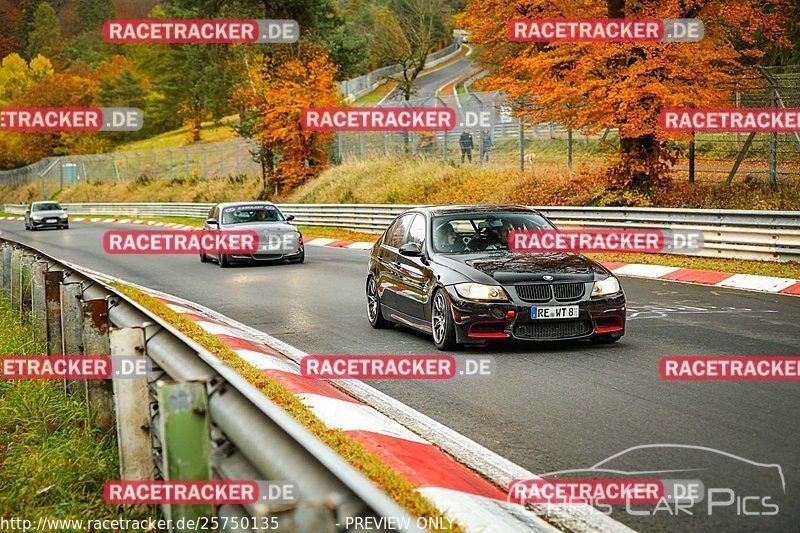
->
236, 47, 340, 197
372, 0, 452, 100
462, 0, 790, 186
25, 2, 61, 58
0, 53, 53, 105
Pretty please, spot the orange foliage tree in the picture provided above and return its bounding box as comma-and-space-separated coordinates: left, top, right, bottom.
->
462, 0, 790, 186
0, 68, 105, 168
236, 47, 339, 197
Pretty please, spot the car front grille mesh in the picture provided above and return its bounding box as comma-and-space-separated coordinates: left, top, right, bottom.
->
516, 283, 585, 302
513, 320, 593, 340
553, 283, 585, 301
515, 284, 552, 302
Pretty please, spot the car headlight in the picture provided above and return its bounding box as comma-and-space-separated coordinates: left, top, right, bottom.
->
60, 214, 68, 219
32, 216, 42, 221
454, 282, 509, 301
592, 276, 621, 298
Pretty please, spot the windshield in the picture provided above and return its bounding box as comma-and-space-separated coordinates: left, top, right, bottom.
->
32, 203, 61, 211
221, 204, 285, 225
432, 212, 554, 253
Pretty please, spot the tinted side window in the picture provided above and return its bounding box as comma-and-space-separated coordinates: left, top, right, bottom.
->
407, 214, 426, 246
384, 215, 414, 248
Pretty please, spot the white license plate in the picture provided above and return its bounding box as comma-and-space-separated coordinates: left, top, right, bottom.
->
46, 218, 57, 223
531, 306, 579, 319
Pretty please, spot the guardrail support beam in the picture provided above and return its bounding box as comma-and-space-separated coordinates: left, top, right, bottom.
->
44, 270, 64, 354
110, 327, 154, 481
60, 281, 85, 397
0, 244, 10, 297
157, 381, 211, 524
19, 255, 34, 314
10, 248, 22, 312
82, 298, 115, 431
31, 261, 48, 342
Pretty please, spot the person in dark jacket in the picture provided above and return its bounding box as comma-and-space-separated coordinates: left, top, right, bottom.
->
459, 131, 474, 163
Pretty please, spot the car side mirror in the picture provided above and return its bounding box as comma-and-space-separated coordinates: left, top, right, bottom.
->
206, 218, 219, 228
25, 210, 30, 214
63, 207, 68, 212
399, 242, 424, 257
285, 214, 295, 221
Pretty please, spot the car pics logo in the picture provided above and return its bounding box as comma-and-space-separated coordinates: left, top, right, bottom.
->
509, 444, 784, 517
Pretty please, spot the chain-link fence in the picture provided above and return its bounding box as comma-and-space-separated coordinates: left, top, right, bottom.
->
334, 85, 800, 184
0, 139, 260, 199
2, 71, 799, 200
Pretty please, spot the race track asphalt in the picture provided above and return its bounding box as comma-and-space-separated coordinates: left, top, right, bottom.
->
2, 220, 798, 532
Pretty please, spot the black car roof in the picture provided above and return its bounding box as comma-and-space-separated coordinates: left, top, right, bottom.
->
407, 204, 541, 217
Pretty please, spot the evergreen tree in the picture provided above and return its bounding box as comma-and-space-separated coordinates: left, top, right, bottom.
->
24, 2, 61, 59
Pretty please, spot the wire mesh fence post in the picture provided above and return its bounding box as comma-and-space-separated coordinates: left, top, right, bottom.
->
689, 134, 696, 184
567, 128, 573, 172
359, 131, 365, 161
202, 146, 207, 178
519, 120, 524, 172
769, 87, 778, 187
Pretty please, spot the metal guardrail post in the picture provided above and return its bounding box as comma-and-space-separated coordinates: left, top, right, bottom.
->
60, 282, 85, 397
10, 248, 21, 312
19, 254, 34, 314
82, 298, 115, 431
44, 270, 64, 354
110, 327, 154, 481
0, 243, 10, 296
157, 381, 212, 524
31, 261, 48, 342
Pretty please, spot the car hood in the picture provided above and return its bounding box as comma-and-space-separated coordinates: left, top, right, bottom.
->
31, 209, 67, 217
220, 222, 298, 233
436, 251, 608, 284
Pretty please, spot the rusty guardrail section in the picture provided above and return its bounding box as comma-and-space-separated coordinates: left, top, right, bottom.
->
0, 237, 420, 533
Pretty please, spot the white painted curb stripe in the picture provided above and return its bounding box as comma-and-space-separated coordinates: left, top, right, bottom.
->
305, 238, 338, 246
346, 241, 375, 250
419, 487, 560, 533
716, 273, 798, 292
233, 349, 300, 374
297, 393, 430, 445
610, 264, 681, 278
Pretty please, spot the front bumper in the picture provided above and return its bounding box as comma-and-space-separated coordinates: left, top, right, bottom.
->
30, 217, 68, 228
443, 286, 626, 344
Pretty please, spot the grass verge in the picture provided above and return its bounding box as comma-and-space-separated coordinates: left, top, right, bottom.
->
0, 296, 149, 521
110, 284, 462, 532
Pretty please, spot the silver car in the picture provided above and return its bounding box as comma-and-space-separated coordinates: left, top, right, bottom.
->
25, 201, 69, 231
199, 201, 304, 267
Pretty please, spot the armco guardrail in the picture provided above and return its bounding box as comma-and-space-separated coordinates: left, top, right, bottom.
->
3, 203, 799, 262
0, 237, 421, 532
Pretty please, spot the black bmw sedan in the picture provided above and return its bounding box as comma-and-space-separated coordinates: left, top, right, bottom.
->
366, 205, 626, 350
